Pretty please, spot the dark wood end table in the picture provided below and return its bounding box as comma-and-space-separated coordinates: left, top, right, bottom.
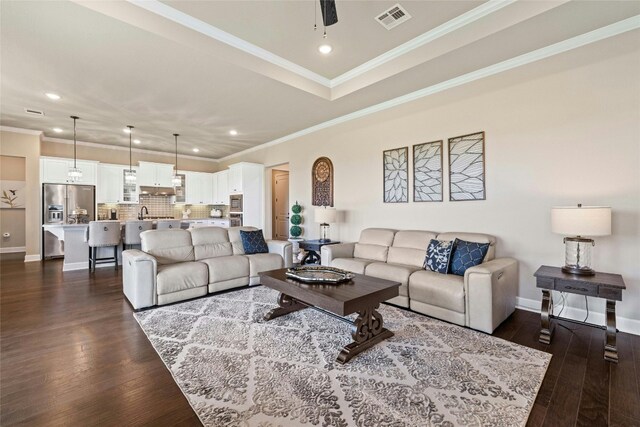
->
259, 268, 400, 364
534, 265, 625, 363
299, 239, 341, 265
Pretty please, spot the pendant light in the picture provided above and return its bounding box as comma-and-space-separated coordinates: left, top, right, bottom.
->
124, 125, 136, 183
172, 133, 182, 187
67, 116, 82, 182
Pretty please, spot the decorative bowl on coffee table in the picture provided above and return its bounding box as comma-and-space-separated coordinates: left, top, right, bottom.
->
285, 266, 354, 284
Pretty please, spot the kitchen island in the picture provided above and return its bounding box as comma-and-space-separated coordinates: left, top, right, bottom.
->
42, 218, 230, 271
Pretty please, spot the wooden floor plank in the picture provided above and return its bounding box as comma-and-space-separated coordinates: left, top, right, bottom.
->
609, 332, 640, 421
575, 325, 610, 427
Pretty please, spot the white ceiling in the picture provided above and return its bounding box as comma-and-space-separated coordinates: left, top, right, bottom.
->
1, 1, 639, 160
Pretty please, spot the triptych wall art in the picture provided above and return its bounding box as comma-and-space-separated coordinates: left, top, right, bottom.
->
383, 131, 485, 203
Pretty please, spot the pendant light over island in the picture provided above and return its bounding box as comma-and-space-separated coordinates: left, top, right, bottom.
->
124, 125, 136, 183
67, 115, 82, 182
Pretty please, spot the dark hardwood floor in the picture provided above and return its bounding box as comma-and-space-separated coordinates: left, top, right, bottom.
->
1, 258, 639, 426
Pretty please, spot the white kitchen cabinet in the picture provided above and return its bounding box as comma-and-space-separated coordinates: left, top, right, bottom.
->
137, 161, 174, 187
225, 162, 264, 228
228, 165, 243, 194
185, 172, 214, 205
97, 164, 123, 203
40, 157, 98, 185
214, 170, 229, 205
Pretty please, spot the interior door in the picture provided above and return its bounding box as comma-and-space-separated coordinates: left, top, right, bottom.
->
272, 170, 289, 241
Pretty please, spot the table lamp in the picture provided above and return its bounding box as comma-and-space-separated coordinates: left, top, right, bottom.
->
551, 204, 611, 275
315, 207, 337, 242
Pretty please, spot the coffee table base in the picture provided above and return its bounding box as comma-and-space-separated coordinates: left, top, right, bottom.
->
264, 292, 393, 364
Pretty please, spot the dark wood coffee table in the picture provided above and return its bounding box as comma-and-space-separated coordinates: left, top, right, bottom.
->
259, 268, 400, 364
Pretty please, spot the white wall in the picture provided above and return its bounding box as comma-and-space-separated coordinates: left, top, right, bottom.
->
221, 34, 640, 329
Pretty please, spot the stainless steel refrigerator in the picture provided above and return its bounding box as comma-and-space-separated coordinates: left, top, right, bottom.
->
42, 183, 95, 259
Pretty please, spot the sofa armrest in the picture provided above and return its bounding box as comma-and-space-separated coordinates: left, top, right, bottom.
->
267, 240, 293, 268
464, 257, 518, 334
123, 249, 158, 309
321, 242, 356, 266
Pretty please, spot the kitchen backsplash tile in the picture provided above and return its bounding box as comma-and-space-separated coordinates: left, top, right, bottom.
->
98, 196, 227, 220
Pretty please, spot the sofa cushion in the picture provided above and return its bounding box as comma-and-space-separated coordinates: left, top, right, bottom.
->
156, 262, 208, 295
141, 229, 194, 265
240, 230, 269, 255
331, 257, 376, 275
246, 253, 283, 277
353, 228, 396, 262
409, 270, 465, 313
201, 255, 249, 284
436, 232, 496, 262
424, 239, 455, 274
449, 239, 490, 276
189, 227, 233, 260
387, 230, 438, 267
365, 262, 421, 297
353, 243, 389, 262
227, 226, 259, 255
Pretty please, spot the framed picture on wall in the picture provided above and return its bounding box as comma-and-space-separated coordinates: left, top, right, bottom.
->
448, 131, 485, 201
413, 140, 443, 202
383, 147, 408, 203
0, 180, 26, 209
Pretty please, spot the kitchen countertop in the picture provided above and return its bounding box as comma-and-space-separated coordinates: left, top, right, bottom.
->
43, 218, 230, 228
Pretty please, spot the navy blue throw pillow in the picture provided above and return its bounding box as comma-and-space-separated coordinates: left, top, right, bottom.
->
423, 239, 455, 274
239, 230, 269, 255
450, 239, 490, 276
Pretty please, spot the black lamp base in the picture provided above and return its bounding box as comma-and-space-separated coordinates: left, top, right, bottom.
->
562, 266, 595, 276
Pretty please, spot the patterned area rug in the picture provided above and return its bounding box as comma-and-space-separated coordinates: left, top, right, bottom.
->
134, 286, 550, 426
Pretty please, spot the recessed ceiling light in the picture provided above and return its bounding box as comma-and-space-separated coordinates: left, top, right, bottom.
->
192, 148, 200, 153
45, 93, 61, 100
133, 139, 141, 144
229, 129, 238, 136
318, 44, 332, 54
52, 127, 63, 133
123, 128, 131, 134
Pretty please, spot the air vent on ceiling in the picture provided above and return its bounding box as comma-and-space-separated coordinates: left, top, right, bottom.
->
375, 4, 411, 30
24, 108, 45, 117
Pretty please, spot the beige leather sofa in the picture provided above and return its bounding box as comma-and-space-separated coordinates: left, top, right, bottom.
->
123, 226, 292, 309
321, 228, 517, 333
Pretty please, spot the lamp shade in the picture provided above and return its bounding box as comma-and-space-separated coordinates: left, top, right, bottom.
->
551, 206, 611, 236
315, 207, 337, 224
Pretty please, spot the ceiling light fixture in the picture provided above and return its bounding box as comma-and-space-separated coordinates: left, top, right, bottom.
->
124, 125, 136, 183
172, 133, 182, 188
229, 130, 238, 136
318, 44, 333, 54
192, 148, 200, 153
133, 139, 141, 144
52, 127, 63, 133
67, 116, 82, 182
45, 93, 61, 100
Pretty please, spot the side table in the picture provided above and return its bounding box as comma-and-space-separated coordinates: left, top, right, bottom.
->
299, 240, 341, 265
534, 265, 626, 363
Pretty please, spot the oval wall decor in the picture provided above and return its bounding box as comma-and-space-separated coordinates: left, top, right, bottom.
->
312, 157, 334, 207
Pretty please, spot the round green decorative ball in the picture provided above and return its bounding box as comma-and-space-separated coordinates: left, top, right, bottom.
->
290, 214, 302, 225
291, 202, 302, 214
290, 225, 302, 237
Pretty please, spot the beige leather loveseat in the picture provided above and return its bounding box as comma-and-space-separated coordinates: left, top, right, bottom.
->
321, 228, 517, 333
123, 226, 292, 309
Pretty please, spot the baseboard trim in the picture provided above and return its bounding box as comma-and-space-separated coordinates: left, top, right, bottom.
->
516, 296, 639, 336
62, 261, 89, 271
24, 254, 41, 262
0, 246, 26, 254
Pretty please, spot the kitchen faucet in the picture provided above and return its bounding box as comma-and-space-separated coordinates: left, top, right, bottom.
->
138, 206, 149, 220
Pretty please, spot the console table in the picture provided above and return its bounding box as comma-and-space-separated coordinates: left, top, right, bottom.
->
299, 240, 340, 265
534, 265, 625, 363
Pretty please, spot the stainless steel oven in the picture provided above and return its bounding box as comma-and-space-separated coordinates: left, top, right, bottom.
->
229, 213, 243, 227
230, 194, 243, 213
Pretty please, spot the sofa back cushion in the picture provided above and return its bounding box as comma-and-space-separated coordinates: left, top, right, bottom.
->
189, 227, 233, 260
227, 226, 259, 255
141, 229, 195, 265
387, 230, 438, 267
353, 228, 396, 262
436, 232, 496, 262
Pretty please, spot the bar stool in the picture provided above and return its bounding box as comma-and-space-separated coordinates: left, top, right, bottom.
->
156, 220, 182, 230
86, 220, 121, 272
123, 220, 153, 250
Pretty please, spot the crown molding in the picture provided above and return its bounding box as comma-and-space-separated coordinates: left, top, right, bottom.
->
218, 16, 640, 162
330, 0, 516, 87
42, 136, 219, 162
0, 126, 43, 136
127, 0, 331, 87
